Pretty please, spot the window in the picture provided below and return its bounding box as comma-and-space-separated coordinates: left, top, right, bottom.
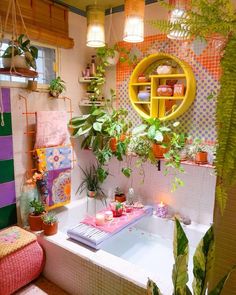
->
0, 41, 57, 85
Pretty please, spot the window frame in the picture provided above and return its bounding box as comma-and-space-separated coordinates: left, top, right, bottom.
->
0, 37, 59, 90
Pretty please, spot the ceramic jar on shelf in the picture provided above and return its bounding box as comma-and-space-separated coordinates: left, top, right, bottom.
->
157, 85, 173, 97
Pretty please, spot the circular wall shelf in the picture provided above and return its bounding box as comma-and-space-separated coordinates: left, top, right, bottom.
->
128, 53, 196, 121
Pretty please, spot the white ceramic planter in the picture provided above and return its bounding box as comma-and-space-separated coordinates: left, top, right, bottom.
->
2, 55, 29, 69
106, 51, 120, 66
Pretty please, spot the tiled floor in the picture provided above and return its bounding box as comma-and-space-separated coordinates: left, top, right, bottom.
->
14, 276, 69, 295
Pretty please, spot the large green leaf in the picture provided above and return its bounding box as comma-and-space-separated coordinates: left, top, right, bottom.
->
147, 278, 162, 295
132, 124, 147, 135
154, 130, 164, 142
192, 226, 214, 295
208, 265, 236, 295
93, 122, 103, 132
72, 125, 92, 137
172, 219, 189, 295
70, 114, 91, 124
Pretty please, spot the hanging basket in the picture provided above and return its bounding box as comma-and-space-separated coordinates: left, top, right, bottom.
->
2, 55, 29, 69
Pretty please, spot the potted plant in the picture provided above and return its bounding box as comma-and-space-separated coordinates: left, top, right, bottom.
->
188, 138, 208, 164
77, 164, 107, 205
42, 213, 58, 236
28, 198, 46, 231
114, 187, 126, 203
49, 76, 66, 98
27, 78, 37, 91
96, 45, 120, 67
1, 34, 38, 70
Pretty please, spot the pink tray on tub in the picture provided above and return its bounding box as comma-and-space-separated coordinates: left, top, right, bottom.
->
67, 206, 153, 249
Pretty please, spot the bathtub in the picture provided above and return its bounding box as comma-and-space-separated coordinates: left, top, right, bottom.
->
38, 198, 209, 295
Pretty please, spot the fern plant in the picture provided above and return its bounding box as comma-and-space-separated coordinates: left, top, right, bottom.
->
149, 0, 236, 213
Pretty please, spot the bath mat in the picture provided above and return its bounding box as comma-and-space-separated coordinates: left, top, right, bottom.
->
34, 111, 69, 148
67, 206, 152, 249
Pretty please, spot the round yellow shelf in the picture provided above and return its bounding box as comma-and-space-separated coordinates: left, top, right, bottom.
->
128, 53, 196, 121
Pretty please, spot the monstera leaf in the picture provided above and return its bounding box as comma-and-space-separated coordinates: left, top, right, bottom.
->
147, 278, 161, 295
192, 226, 214, 295
172, 218, 190, 295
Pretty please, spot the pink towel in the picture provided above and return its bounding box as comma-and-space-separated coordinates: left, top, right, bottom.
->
82, 208, 146, 233
35, 111, 69, 148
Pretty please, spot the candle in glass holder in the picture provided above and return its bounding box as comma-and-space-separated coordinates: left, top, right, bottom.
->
95, 213, 105, 226
156, 201, 168, 218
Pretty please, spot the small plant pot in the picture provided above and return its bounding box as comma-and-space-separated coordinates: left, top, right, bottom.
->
195, 151, 208, 164
109, 134, 126, 152
28, 212, 46, 231
106, 51, 120, 66
49, 90, 60, 98
42, 222, 58, 236
87, 190, 97, 198
2, 55, 29, 69
27, 80, 37, 91
152, 143, 168, 158
115, 194, 126, 203
112, 209, 123, 217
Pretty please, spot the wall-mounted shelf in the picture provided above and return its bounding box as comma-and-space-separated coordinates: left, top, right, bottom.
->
79, 99, 105, 107
0, 68, 38, 78
79, 77, 98, 83
129, 53, 196, 121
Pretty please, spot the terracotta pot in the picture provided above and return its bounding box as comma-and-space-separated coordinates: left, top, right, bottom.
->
109, 134, 126, 152
152, 143, 168, 158
195, 151, 208, 164
42, 222, 58, 236
87, 190, 97, 198
115, 194, 126, 203
165, 99, 175, 112
28, 212, 46, 231
27, 80, 37, 91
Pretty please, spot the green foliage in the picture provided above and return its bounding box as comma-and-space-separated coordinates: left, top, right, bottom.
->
2, 34, 38, 70
29, 198, 45, 215
192, 227, 214, 295
147, 221, 235, 295
77, 164, 107, 204
215, 36, 236, 213
49, 76, 66, 97
172, 218, 189, 294
42, 213, 58, 224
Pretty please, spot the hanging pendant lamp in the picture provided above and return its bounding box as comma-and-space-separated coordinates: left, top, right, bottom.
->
86, 5, 105, 48
123, 0, 145, 43
167, 0, 189, 40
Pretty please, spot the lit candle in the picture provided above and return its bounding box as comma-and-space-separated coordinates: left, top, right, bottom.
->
156, 201, 168, 218
104, 211, 113, 221
95, 213, 105, 226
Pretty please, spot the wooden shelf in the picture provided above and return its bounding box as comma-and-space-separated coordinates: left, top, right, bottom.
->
128, 53, 196, 121
161, 159, 214, 169
79, 77, 98, 83
79, 99, 105, 107
130, 82, 151, 86
150, 74, 186, 79
134, 101, 151, 104
152, 96, 185, 100
0, 68, 38, 78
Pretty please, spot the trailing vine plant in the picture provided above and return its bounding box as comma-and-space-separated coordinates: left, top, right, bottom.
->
149, 0, 236, 214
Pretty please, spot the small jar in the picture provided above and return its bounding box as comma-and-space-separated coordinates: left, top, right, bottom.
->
138, 91, 150, 101
137, 74, 150, 83
156, 65, 173, 75
104, 211, 113, 221
157, 85, 173, 97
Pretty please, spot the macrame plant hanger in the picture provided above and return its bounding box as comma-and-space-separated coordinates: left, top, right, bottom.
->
2, 0, 30, 74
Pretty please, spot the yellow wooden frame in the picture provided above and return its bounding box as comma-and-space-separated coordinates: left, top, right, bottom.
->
128, 53, 196, 121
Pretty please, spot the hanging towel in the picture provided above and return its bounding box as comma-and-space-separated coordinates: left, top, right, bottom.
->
34, 146, 72, 172
34, 146, 72, 210
34, 111, 69, 148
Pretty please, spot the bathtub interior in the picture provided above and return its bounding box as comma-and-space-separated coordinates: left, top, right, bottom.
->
52, 198, 209, 292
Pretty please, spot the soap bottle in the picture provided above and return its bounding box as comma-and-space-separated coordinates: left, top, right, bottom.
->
85, 64, 90, 78
90, 55, 96, 77
127, 187, 135, 205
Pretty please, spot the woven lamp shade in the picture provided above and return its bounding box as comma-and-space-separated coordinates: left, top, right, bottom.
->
123, 0, 145, 43
86, 5, 105, 48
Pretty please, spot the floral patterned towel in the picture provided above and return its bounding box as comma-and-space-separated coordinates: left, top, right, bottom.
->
34, 146, 72, 172
0, 226, 36, 259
